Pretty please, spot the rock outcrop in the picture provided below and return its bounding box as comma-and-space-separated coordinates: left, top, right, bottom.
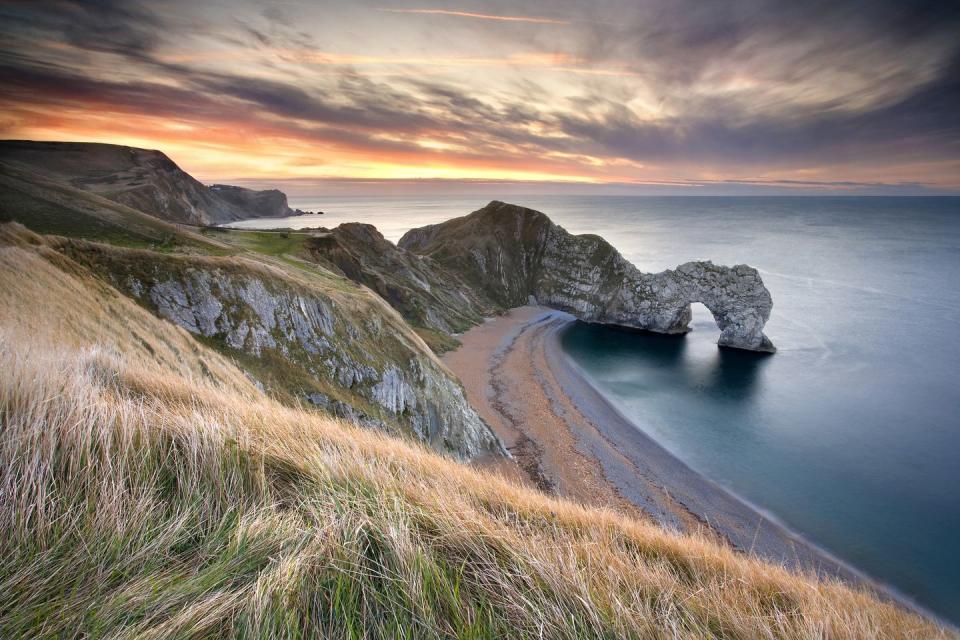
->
302, 223, 497, 337
208, 184, 294, 219
0, 140, 295, 225
56, 238, 506, 459
400, 201, 775, 352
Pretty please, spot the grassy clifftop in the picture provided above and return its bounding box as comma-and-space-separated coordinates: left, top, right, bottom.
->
0, 160, 228, 252
0, 230, 950, 637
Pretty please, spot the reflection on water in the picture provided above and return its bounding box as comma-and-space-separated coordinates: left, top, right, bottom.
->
562, 292, 960, 624
569, 323, 689, 363
544, 197, 960, 624
712, 347, 772, 400
564, 320, 771, 403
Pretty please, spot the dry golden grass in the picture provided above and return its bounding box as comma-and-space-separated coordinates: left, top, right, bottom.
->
0, 223, 952, 638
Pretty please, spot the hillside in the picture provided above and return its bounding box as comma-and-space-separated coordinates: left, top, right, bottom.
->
0, 154, 502, 458
0, 159, 228, 251
0, 223, 950, 638
0, 221, 500, 460
302, 223, 499, 351
0, 140, 296, 224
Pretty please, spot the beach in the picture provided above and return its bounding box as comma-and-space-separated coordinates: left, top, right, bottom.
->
444, 306, 859, 579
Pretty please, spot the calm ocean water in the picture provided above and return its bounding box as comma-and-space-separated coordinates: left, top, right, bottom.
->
231, 195, 960, 623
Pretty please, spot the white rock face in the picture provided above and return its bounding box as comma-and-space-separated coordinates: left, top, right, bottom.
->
547, 258, 776, 353
401, 201, 776, 353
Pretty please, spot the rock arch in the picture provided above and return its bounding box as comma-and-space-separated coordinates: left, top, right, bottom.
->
531, 260, 776, 353
400, 201, 776, 353
646, 262, 776, 352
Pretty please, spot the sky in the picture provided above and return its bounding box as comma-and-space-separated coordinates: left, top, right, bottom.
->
1, 0, 959, 194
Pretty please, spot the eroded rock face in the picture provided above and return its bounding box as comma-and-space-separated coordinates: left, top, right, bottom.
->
400, 201, 775, 352
58, 241, 506, 459
302, 223, 496, 336
147, 270, 334, 355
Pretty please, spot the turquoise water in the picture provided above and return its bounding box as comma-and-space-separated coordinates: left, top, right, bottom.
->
233, 195, 960, 623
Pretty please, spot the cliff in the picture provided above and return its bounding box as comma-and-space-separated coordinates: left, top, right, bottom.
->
209, 183, 293, 218
302, 223, 498, 345
2, 147, 950, 637
0, 159, 223, 249
400, 201, 776, 352
51, 234, 503, 459
1, 149, 508, 459
0, 140, 295, 225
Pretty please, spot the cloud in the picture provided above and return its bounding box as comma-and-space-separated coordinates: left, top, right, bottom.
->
0, 0, 957, 188
563, 0, 960, 114
552, 46, 960, 168
0, 59, 591, 178
0, 0, 170, 62
376, 8, 569, 25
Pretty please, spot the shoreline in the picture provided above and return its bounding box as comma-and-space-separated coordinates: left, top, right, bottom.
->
444, 306, 936, 620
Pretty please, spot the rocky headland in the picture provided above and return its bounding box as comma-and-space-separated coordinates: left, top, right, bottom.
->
0, 140, 298, 225
301, 202, 776, 353
0, 141, 777, 474
400, 200, 775, 352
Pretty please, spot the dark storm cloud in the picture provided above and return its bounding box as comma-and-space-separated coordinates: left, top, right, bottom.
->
58, 0, 164, 60
0, 62, 411, 151
196, 72, 437, 132
557, 79, 959, 165
0, 56, 574, 168
0, 1, 429, 135
515, 0, 960, 166
0, 54, 573, 164
0, 0, 575, 158
174, 66, 562, 151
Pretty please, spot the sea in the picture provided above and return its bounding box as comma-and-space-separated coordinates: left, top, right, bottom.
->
229, 195, 960, 624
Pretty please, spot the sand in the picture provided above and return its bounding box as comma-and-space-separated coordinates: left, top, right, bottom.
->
444, 306, 860, 579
